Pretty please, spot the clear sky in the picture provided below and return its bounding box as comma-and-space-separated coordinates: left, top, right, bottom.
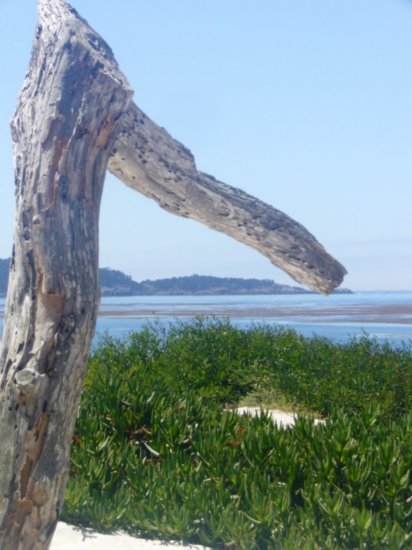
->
0, 0, 411, 291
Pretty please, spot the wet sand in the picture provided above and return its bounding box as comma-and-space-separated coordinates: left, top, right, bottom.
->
1, 301, 411, 326
98, 303, 412, 325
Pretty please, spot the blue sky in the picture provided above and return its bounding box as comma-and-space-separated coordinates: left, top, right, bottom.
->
0, 0, 411, 290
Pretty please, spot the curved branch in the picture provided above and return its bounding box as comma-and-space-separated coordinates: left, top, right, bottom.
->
109, 103, 346, 294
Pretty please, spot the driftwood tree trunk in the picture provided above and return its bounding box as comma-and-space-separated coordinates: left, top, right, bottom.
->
0, 0, 132, 548
0, 0, 346, 548
109, 104, 346, 294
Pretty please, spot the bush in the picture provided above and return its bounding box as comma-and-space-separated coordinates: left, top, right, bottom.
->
62, 320, 412, 549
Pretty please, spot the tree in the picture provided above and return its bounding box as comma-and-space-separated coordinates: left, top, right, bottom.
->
0, 1, 346, 548
0, 1, 132, 547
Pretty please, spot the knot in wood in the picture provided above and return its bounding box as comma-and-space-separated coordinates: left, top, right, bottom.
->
14, 369, 40, 392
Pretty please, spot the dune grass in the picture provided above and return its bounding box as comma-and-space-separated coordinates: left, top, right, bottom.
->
62, 319, 412, 549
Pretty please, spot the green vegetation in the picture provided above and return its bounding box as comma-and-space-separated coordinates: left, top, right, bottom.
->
63, 319, 412, 549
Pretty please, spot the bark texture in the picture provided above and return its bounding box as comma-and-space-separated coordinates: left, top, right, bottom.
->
0, 0, 346, 547
0, 0, 132, 548
109, 103, 346, 294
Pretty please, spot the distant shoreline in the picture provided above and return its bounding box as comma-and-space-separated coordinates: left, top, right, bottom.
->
2, 295, 412, 326
0, 261, 354, 298
98, 303, 412, 325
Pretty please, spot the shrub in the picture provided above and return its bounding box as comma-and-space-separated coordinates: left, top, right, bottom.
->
63, 321, 412, 549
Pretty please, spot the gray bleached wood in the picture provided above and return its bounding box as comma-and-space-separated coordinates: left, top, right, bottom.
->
0, 0, 346, 547
109, 104, 346, 294
0, 0, 132, 548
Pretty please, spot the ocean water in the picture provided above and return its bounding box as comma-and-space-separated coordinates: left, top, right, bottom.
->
95, 292, 412, 346
1, 292, 411, 347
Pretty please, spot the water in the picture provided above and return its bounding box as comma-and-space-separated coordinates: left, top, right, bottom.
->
1, 292, 412, 347
95, 292, 412, 346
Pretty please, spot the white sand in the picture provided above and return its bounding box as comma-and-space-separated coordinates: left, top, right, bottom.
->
236, 406, 325, 427
51, 522, 209, 549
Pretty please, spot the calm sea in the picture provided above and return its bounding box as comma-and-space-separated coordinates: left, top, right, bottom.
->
2, 292, 411, 347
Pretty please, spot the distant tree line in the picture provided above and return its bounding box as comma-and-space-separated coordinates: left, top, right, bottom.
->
99, 269, 315, 296
1, 260, 351, 298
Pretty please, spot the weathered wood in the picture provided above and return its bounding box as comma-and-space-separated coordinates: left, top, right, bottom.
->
0, 0, 132, 547
109, 103, 346, 294
0, 0, 347, 547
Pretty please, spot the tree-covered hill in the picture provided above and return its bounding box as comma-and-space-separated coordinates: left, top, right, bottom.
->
99, 267, 142, 296
0, 259, 351, 297
100, 270, 316, 296
136, 274, 311, 296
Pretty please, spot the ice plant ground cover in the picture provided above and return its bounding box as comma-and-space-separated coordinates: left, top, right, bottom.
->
62, 319, 412, 549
